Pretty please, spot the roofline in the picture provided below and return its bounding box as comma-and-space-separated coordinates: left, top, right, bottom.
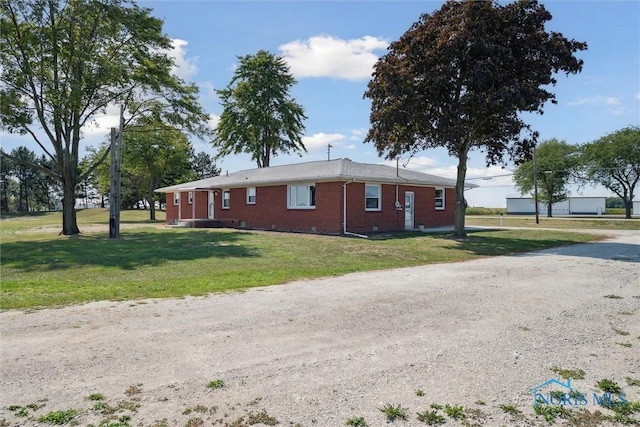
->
156, 178, 473, 193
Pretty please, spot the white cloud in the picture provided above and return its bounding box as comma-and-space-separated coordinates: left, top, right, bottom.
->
349, 128, 368, 141
301, 132, 346, 150
635, 92, 640, 101
167, 39, 198, 80
279, 35, 388, 81
566, 97, 593, 107
606, 97, 620, 105
199, 81, 218, 100
82, 104, 121, 137
208, 113, 220, 130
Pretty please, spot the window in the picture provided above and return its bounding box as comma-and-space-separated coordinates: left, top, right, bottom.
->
173, 192, 180, 205
288, 184, 315, 209
246, 187, 256, 204
222, 190, 230, 209
435, 188, 445, 210
188, 191, 193, 204
365, 184, 381, 211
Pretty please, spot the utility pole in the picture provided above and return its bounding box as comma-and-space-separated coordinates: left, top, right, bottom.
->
327, 143, 333, 161
533, 143, 539, 225
109, 105, 124, 238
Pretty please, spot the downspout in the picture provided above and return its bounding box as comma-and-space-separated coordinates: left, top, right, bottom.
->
178, 191, 181, 221
192, 191, 195, 220
343, 180, 368, 239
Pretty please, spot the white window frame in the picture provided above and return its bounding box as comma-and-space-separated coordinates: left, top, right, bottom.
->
222, 189, 230, 209
435, 188, 445, 210
287, 184, 316, 209
365, 184, 381, 211
188, 191, 193, 205
246, 187, 256, 205
173, 192, 180, 206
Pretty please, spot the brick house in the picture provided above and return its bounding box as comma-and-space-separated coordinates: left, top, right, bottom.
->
156, 158, 470, 235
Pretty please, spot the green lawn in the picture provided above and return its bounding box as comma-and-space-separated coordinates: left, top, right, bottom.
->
465, 215, 640, 230
0, 209, 603, 310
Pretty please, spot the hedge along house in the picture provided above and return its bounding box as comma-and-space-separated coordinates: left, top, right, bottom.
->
156, 158, 472, 235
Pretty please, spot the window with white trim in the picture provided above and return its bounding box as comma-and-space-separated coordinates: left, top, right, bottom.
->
222, 190, 230, 209
435, 188, 445, 210
173, 192, 180, 205
288, 184, 315, 209
188, 191, 193, 204
365, 184, 381, 211
246, 187, 256, 204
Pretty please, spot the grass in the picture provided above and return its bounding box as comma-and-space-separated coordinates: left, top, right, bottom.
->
465, 215, 640, 230
38, 409, 80, 425
550, 366, 586, 380
416, 410, 445, 425
443, 404, 466, 420
613, 328, 630, 336
596, 379, 622, 394
206, 379, 225, 390
345, 416, 368, 427
1, 209, 602, 310
378, 403, 408, 421
500, 404, 521, 415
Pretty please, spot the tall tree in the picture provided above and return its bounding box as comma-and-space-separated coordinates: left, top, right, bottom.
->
191, 151, 221, 180
0, 154, 16, 212
0, 0, 209, 234
214, 50, 307, 168
580, 126, 640, 219
513, 139, 578, 217
364, 0, 586, 237
10, 146, 39, 211
122, 121, 194, 220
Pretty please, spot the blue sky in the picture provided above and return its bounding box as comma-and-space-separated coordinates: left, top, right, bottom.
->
4, 1, 639, 207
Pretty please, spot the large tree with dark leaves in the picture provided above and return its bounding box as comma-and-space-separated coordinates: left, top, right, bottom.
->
364, 0, 586, 237
0, 0, 209, 235
214, 50, 307, 168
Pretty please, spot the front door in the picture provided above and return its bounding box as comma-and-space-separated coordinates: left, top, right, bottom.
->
208, 191, 215, 219
404, 192, 414, 230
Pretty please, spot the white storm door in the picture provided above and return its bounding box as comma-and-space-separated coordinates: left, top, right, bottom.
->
208, 191, 215, 219
404, 192, 414, 229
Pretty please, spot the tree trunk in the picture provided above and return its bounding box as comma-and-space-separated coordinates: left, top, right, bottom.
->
61, 178, 80, 235
453, 148, 468, 239
624, 198, 632, 219
547, 203, 552, 218
148, 180, 156, 221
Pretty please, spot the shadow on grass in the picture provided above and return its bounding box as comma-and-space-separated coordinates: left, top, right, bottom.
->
366, 229, 608, 258
1, 230, 258, 271
524, 241, 639, 263
0, 211, 50, 219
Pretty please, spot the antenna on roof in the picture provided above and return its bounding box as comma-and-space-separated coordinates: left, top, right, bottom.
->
327, 144, 333, 161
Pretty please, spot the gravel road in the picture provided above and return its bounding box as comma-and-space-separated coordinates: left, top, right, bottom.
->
1, 230, 639, 426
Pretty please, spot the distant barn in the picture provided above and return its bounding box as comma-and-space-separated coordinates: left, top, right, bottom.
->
506, 196, 606, 216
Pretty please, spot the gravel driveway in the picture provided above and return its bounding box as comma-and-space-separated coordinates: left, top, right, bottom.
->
1, 231, 639, 426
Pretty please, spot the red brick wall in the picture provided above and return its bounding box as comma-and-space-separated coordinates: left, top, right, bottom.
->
344, 184, 455, 233
214, 182, 343, 234
164, 190, 209, 224
165, 182, 455, 233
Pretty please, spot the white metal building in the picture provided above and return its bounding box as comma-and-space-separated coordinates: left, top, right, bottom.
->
634, 199, 640, 215
506, 196, 606, 215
